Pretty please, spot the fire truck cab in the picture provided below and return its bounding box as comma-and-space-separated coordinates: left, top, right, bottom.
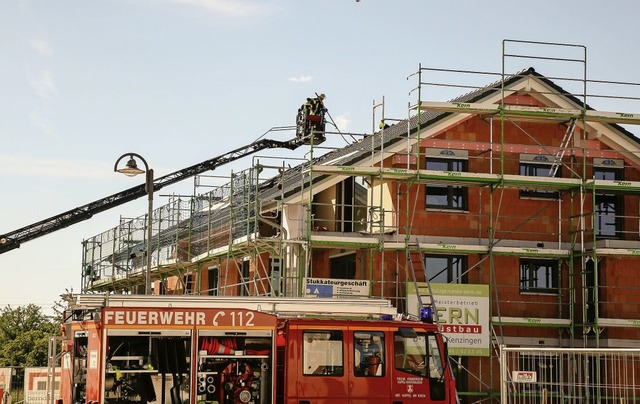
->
59, 294, 456, 404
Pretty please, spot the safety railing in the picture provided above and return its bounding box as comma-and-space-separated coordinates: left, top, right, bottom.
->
500, 346, 640, 403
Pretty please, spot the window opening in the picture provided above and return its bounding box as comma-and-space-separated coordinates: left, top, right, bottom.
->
519, 154, 560, 199
303, 330, 344, 376
353, 331, 385, 377
425, 149, 468, 210
424, 255, 467, 284
594, 160, 624, 239
394, 331, 445, 400
336, 177, 368, 232
239, 260, 250, 296
270, 258, 281, 295
394, 332, 427, 377
330, 253, 356, 279
207, 267, 219, 296
519, 258, 559, 294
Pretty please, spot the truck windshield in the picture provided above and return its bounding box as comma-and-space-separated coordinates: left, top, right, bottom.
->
394, 332, 444, 379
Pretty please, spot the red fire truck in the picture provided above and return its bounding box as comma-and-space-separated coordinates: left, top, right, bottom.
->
58, 294, 457, 404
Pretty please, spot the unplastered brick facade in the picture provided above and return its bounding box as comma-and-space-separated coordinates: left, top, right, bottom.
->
82, 65, 640, 400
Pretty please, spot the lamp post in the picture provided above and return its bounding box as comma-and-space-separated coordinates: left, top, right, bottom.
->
114, 153, 154, 295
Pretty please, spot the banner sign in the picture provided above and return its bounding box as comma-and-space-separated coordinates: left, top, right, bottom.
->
407, 283, 490, 357
305, 277, 370, 298
24, 367, 61, 403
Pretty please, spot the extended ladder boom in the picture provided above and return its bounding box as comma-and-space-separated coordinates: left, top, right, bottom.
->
0, 136, 303, 254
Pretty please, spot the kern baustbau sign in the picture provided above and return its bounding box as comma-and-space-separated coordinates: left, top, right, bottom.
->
407, 283, 490, 357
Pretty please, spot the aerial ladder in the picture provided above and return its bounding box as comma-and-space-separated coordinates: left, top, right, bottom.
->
0, 130, 321, 255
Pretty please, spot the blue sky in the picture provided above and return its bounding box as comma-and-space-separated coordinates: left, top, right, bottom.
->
2, 0, 640, 315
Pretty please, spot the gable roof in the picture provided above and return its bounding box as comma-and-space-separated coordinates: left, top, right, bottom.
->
258, 68, 640, 209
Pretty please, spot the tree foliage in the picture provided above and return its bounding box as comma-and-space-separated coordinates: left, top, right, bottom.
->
0, 304, 60, 366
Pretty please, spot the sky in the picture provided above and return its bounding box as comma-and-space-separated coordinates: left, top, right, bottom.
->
2, 0, 640, 316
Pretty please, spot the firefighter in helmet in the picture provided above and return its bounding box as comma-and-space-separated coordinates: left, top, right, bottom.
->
297, 93, 327, 141
311, 93, 326, 115
303, 93, 326, 116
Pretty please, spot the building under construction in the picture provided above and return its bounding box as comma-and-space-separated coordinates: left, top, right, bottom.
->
80, 41, 640, 402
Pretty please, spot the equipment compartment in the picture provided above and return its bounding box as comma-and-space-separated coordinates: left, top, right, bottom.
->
197, 334, 273, 404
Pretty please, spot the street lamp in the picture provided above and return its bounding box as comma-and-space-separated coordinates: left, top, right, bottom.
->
114, 153, 154, 295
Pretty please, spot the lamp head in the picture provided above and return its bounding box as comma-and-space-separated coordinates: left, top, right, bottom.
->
117, 156, 145, 177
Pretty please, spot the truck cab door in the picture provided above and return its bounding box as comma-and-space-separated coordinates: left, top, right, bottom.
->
391, 328, 448, 402
347, 328, 391, 404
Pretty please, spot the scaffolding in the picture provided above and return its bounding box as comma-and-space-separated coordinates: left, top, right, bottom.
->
306, 39, 640, 401
81, 39, 640, 402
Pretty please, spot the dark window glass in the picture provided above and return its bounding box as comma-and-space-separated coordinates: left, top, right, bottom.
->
354, 331, 385, 377
594, 167, 623, 239
330, 253, 356, 279
238, 260, 250, 296
519, 259, 558, 294
519, 158, 560, 199
426, 158, 468, 210
207, 267, 219, 296
425, 255, 467, 284
393, 332, 446, 400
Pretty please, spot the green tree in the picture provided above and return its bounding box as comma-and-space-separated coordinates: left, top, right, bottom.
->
0, 304, 60, 366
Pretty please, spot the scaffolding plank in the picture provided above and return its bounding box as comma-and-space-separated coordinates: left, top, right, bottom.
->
492, 316, 572, 327
597, 318, 640, 328
402, 241, 640, 258
313, 165, 583, 190
324, 239, 573, 259
589, 179, 640, 193
502, 174, 581, 190
416, 170, 500, 185
412, 243, 488, 255
502, 104, 582, 120
417, 101, 640, 125
585, 109, 640, 125
314, 165, 640, 194
492, 246, 569, 258
311, 165, 500, 185
310, 165, 381, 177
593, 248, 640, 257
310, 234, 379, 248
415, 101, 499, 114
384, 242, 490, 254
416, 101, 579, 120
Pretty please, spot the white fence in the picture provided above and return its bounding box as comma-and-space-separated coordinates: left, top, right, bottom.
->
500, 346, 640, 403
